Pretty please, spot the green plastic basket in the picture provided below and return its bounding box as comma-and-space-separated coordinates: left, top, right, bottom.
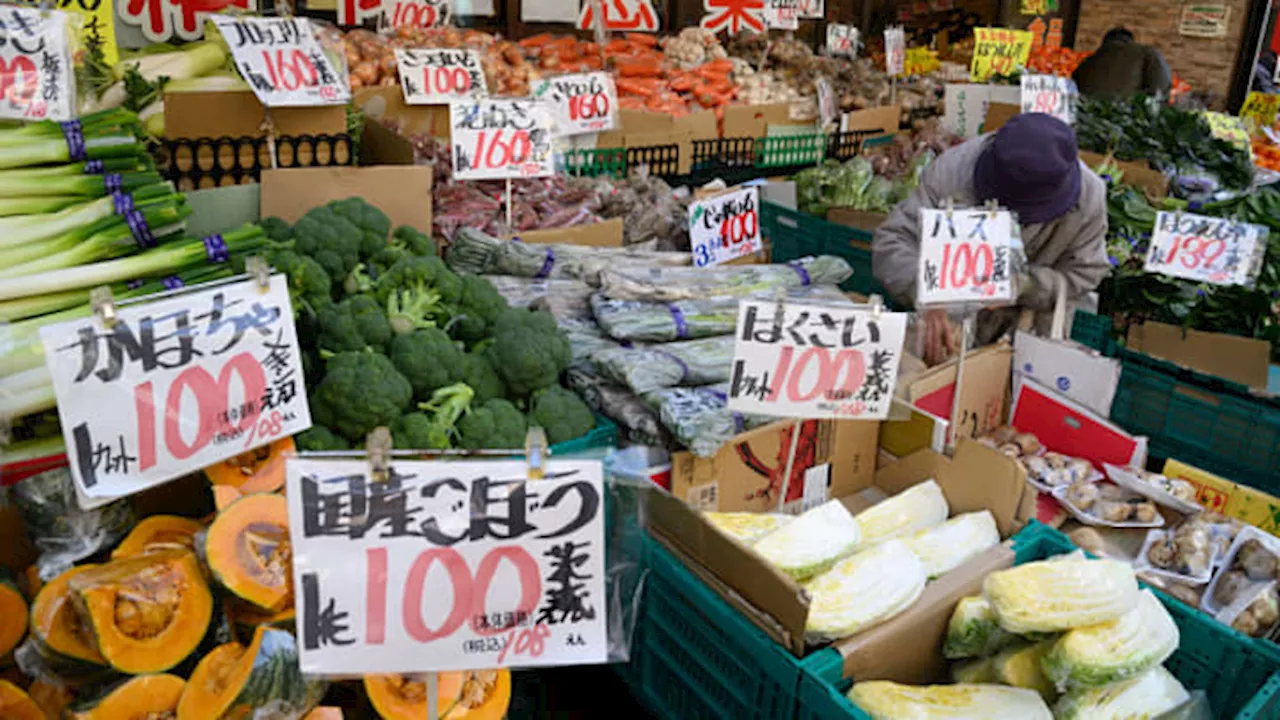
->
763, 200, 892, 301
548, 414, 617, 457
1069, 309, 1116, 354
561, 147, 626, 178
757, 133, 826, 168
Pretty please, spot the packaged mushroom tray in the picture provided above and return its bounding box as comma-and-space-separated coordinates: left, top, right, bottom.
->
1135, 516, 1236, 586
1052, 480, 1165, 528
978, 426, 1100, 493
1201, 527, 1280, 639
1103, 463, 1201, 514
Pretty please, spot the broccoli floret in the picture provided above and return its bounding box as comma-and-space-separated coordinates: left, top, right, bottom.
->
369, 243, 411, 277
316, 295, 392, 354
343, 263, 374, 296
330, 197, 392, 260
389, 328, 465, 400
294, 426, 350, 452
451, 275, 508, 345
485, 308, 572, 397
391, 412, 438, 450
293, 204, 363, 286
390, 383, 474, 449
529, 386, 595, 445
386, 282, 444, 335
260, 216, 293, 243
392, 225, 435, 257
312, 351, 413, 440
462, 351, 506, 403
375, 255, 462, 306
457, 398, 528, 450
272, 251, 332, 315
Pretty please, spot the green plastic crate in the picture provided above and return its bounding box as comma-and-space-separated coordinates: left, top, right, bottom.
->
1070, 309, 1116, 354
549, 414, 617, 457
796, 522, 1280, 720
763, 200, 892, 301
561, 147, 626, 178
757, 133, 826, 168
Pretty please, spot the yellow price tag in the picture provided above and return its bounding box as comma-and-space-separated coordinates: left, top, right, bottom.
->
1201, 111, 1252, 156
903, 46, 938, 76
970, 27, 1033, 83
10, 0, 118, 65
1241, 92, 1280, 134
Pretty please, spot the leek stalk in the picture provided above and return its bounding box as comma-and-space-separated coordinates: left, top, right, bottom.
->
0, 170, 163, 199
0, 265, 230, 322
0, 197, 84, 216
0, 183, 175, 249
0, 201, 191, 278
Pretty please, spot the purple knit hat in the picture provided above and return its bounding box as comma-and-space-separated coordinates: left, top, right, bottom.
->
973, 113, 1081, 225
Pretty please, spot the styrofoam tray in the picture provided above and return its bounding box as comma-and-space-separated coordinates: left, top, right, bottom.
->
1202, 525, 1280, 616
1104, 463, 1203, 515
1134, 528, 1214, 586
1025, 465, 1103, 495
1051, 484, 1166, 529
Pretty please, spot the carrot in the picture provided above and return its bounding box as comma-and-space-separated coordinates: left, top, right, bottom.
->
605, 39, 630, 54
616, 77, 662, 96
700, 59, 734, 73
694, 65, 731, 82
619, 96, 647, 111
582, 42, 599, 55
519, 33, 553, 48
669, 74, 696, 92
617, 60, 663, 77
627, 33, 659, 47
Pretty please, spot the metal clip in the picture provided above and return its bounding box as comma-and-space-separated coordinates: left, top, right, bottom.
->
869, 294, 885, 320
944, 196, 955, 220
246, 255, 271, 293
366, 426, 392, 484
524, 427, 547, 480
985, 198, 1000, 218
771, 286, 787, 337
259, 109, 280, 170
90, 286, 118, 328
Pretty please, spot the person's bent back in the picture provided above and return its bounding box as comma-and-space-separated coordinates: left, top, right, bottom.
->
1073, 27, 1172, 100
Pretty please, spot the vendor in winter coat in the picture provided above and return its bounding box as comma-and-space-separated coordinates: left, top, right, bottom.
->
1073, 27, 1173, 100
871, 114, 1110, 365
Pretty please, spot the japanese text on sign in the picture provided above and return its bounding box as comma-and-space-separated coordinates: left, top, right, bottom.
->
917, 208, 1015, 305
533, 72, 617, 136
700, 0, 765, 35
763, 0, 799, 30
577, 0, 659, 32
1020, 74, 1075, 125
826, 24, 858, 57
970, 27, 1033, 82
903, 46, 938, 76
688, 186, 762, 268
121, 0, 253, 44
395, 49, 486, 105
727, 301, 907, 420
884, 27, 905, 76
378, 0, 451, 30
1240, 92, 1280, 133
798, 0, 823, 17
213, 17, 349, 108
0, 6, 75, 122
10, 0, 118, 65
1144, 211, 1266, 286
40, 275, 312, 502
450, 99, 555, 181
286, 457, 608, 674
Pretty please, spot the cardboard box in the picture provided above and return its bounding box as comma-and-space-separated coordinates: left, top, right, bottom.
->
164, 91, 346, 139
722, 102, 794, 138
596, 109, 717, 149
260, 166, 433, 234
1164, 459, 1280, 537
879, 400, 948, 458
1010, 379, 1145, 468
508, 218, 624, 247
982, 102, 1021, 132
901, 343, 1013, 445
353, 86, 452, 141
1125, 321, 1270, 391
843, 105, 901, 137
826, 208, 887, 237
1078, 150, 1169, 199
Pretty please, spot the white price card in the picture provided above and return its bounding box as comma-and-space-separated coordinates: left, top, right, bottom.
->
532, 72, 618, 136
0, 6, 75, 121
286, 457, 608, 674
1144, 211, 1266, 286
799, 0, 824, 18
688, 186, 762, 268
213, 17, 349, 107
395, 48, 487, 105
379, 0, 452, 29
39, 275, 312, 501
727, 300, 907, 420
826, 23, 859, 57
450, 99, 555, 181
1020, 74, 1075, 125
885, 27, 905, 77
763, 0, 799, 30
917, 207, 1016, 306
817, 77, 837, 129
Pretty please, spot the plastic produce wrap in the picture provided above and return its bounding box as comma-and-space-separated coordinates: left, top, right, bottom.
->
565, 364, 669, 447
589, 285, 851, 342
598, 256, 854, 302
982, 557, 1139, 634
447, 227, 689, 283
804, 539, 926, 642
483, 275, 594, 316
643, 384, 777, 458
904, 510, 1000, 579
704, 512, 794, 546
943, 595, 1017, 659
592, 335, 734, 394
560, 320, 628, 364
753, 500, 861, 581
1042, 589, 1179, 690
1053, 666, 1190, 720
847, 681, 1053, 719
598, 169, 691, 250
12, 466, 134, 580
855, 479, 949, 546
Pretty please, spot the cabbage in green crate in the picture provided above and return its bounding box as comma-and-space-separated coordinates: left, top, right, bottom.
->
1053, 666, 1190, 719
982, 556, 1139, 634
847, 681, 1052, 719
703, 512, 793, 546
752, 500, 860, 581
992, 639, 1059, 703
804, 539, 926, 642
943, 595, 1016, 659
856, 479, 949, 547
950, 657, 997, 684
1043, 589, 1180, 690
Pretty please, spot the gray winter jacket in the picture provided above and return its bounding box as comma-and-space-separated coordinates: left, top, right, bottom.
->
871, 135, 1110, 342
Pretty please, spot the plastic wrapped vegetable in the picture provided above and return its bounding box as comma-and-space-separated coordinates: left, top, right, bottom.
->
592, 336, 734, 394
704, 512, 794, 546
905, 511, 1000, 579
1053, 666, 1190, 720
12, 466, 134, 580
752, 499, 861, 581
951, 657, 997, 684
446, 227, 688, 283
590, 285, 850, 342
982, 557, 1139, 634
805, 539, 926, 642
598, 256, 854, 302
847, 681, 1053, 720
644, 384, 777, 458
564, 365, 668, 447
1043, 589, 1179, 690
855, 480, 949, 546
992, 639, 1058, 703
943, 595, 1016, 659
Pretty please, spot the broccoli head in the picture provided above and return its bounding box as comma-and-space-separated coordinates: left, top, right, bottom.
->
389, 328, 465, 400
292, 204, 363, 285
272, 251, 332, 315
294, 426, 350, 452
485, 308, 572, 397
369, 243, 411, 277
456, 398, 527, 450
386, 282, 444, 335
260, 216, 293, 243
330, 197, 392, 260
462, 350, 506, 403
529, 386, 595, 445
312, 351, 413, 440
392, 225, 435, 257
389, 383, 474, 449
375, 255, 463, 307
391, 412, 439, 450
451, 275, 508, 345
316, 294, 392, 354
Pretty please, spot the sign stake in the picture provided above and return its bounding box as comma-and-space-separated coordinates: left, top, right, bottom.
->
947, 314, 973, 452
426, 674, 438, 720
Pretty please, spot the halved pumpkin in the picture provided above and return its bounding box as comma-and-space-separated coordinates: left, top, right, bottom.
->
0, 568, 28, 664
22, 566, 42, 599
27, 679, 74, 719
211, 486, 243, 512
70, 673, 185, 720
224, 598, 296, 644
0, 679, 42, 720
30, 566, 108, 674
111, 515, 204, 559
68, 549, 213, 674
205, 437, 293, 493
364, 671, 512, 720
205, 493, 292, 612
305, 708, 344, 720
177, 626, 325, 720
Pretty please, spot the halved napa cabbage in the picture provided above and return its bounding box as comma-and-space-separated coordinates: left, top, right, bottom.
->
905, 511, 1000, 579
847, 681, 1053, 720
951, 657, 997, 684
855, 479, 949, 546
943, 595, 1016, 659
1043, 589, 1180, 690
982, 556, 1138, 634
804, 540, 925, 642
992, 639, 1058, 703
704, 512, 793, 546
1054, 666, 1190, 720
753, 500, 860, 581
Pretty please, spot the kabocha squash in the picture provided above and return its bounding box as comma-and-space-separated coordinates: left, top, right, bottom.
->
0, 680, 43, 720
177, 626, 325, 720
27, 679, 74, 719
69, 674, 185, 720
205, 493, 292, 611
204, 437, 293, 493
224, 598, 296, 644
364, 672, 512, 720
111, 515, 204, 559
30, 566, 108, 674
0, 569, 28, 663
69, 550, 213, 674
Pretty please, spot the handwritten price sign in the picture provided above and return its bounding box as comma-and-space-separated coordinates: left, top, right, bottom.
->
903, 46, 939, 76
763, 0, 799, 30
395, 48, 486, 105
40, 275, 311, 503
727, 300, 906, 420
0, 6, 75, 122
1144, 211, 1266, 286
970, 27, 1033, 82
379, 0, 451, 29
533, 72, 618, 136
450, 99, 555, 181
826, 24, 859, 57
286, 457, 608, 674
917, 208, 1016, 306
688, 186, 762, 268
884, 27, 905, 76
1020, 74, 1075, 125
213, 17, 349, 107
1242, 92, 1280, 132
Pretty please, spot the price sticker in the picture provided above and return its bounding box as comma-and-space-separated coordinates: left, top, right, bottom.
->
763, 0, 799, 30
884, 27, 905, 76
1020, 74, 1076, 125
532, 72, 618, 136
688, 186, 762, 268
826, 23, 859, 57
970, 27, 1034, 82
378, 0, 451, 29
1144, 211, 1266, 286
727, 300, 907, 420
39, 275, 312, 503
0, 6, 75, 122
395, 49, 486, 106
214, 17, 349, 107
917, 208, 1016, 306
903, 46, 939, 76
287, 457, 608, 674
450, 99, 555, 181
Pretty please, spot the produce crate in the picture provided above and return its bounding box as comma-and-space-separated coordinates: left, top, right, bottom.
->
757, 134, 825, 170
828, 130, 892, 162
549, 414, 618, 457
1069, 309, 1117, 354
795, 522, 1280, 720
151, 134, 354, 191
561, 147, 626, 178
762, 200, 893, 301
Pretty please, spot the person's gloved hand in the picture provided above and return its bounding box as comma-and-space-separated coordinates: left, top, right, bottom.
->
922, 308, 959, 366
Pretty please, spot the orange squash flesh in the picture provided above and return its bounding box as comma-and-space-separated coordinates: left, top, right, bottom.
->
78, 674, 185, 720
0, 572, 28, 662
0, 679, 44, 720
205, 437, 293, 493
212, 486, 243, 512
111, 515, 204, 559
205, 493, 292, 611
364, 671, 511, 720
176, 633, 261, 720
30, 566, 107, 669
27, 679, 74, 719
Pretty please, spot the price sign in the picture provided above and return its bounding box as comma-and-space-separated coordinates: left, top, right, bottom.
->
1144, 211, 1265, 286
450, 99, 555, 181
970, 27, 1034, 82
121, 0, 253, 43
727, 300, 907, 420
40, 275, 311, 502
0, 6, 75, 122
1202, 111, 1251, 155
798, 0, 823, 18
1020, 74, 1075, 125
378, 0, 451, 29
213, 17, 349, 108
917, 208, 1016, 305
763, 0, 799, 30
395, 49, 486, 106
817, 78, 837, 129
1241, 92, 1280, 132
286, 457, 608, 674
826, 24, 859, 57
903, 46, 939, 76
884, 27, 905, 76
533, 72, 618, 136
9, 0, 119, 65
688, 186, 762, 268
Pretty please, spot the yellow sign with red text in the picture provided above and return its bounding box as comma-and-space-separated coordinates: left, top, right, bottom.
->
970, 27, 1034, 82
1164, 459, 1280, 538
904, 46, 939, 76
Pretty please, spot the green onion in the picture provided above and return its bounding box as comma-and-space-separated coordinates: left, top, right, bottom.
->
0, 197, 84, 216
0, 134, 145, 171
0, 200, 191, 278
0, 170, 163, 199
0, 192, 182, 267
0, 183, 175, 249
0, 264, 230, 322
0, 365, 56, 420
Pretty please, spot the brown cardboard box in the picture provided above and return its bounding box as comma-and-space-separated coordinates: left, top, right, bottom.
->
844, 105, 901, 137
353, 86, 452, 141
507, 218, 624, 247
1078, 150, 1169, 199
164, 91, 346, 139
597, 108, 718, 149
825, 208, 887, 237
982, 102, 1021, 133
260, 166, 433, 234
722, 103, 794, 138
1126, 321, 1271, 391
901, 343, 1013, 445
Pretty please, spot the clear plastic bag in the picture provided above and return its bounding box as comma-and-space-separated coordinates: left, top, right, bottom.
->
598, 256, 854, 302
12, 464, 133, 580
565, 365, 670, 448
642, 384, 776, 457
592, 335, 734, 394
446, 227, 689, 284
590, 285, 851, 342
